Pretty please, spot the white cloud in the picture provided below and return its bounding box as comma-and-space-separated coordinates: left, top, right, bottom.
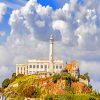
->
0, 31, 5, 37
91, 79, 100, 92
0, 3, 7, 22
75, 23, 100, 50
78, 60, 100, 91
1, 0, 26, 10
79, 61, 100, 77
0, 66, 8, 77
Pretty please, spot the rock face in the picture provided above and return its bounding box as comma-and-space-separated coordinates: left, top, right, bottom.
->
38, 78, 66, 95
4, 75, 92, 98
72, 82, 92, 94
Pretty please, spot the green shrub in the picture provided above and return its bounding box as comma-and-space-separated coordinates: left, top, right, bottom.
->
12, 73, 16, 77
80, 73, 90, 82
45, 95, 54, 100
61, 72, 70, 79
10, 75, 16, 83
52, 74, 60, 83
17, 74, 24, 78
0, 87, 4, 93
45, 94, 97, 100
2, 78, 10, 88
21, 85, 41, 98
89, 97, 96, 100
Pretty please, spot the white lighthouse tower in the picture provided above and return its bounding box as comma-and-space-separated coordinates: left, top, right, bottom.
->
49, 35, 54, 73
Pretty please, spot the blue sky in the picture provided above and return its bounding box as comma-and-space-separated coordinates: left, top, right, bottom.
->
0, 0, 100, 91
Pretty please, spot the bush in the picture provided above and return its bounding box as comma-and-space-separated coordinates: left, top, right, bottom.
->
71, 76, 78, 82
10, 73, 17, 83
45, 95, 54, 100
52, 74, 60, 83
89, 97, 96, 100
45, 94, 97, 100
80, 73, 90, 82
0, 87, 4, 93
12, 73, 16, 77
2, 78, 10, 88
61, 72, 70, 80
21, 85, 41, 98
10, 76, 16, 83
17, 74, 24, 78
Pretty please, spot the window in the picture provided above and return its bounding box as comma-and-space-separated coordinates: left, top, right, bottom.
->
41, 65, 43, 68
24, 67, 25, 74
21, 67, 22, 74
33, 65, 35, 68
37, 65, 39, 68
60, 66, 62, 69
29, 71, 32, 74
53, 66, 55, 69
45, 65, 47, 69
33, 71, 36, 74
56, 65, 58, 69
30, 65, 32, 68
18, 67, 19, 74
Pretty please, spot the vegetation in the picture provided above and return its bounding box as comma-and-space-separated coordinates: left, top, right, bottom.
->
0, 87, 4, 93
91, 90, 100, 98
80, 73, 90, 82
2, 78, 10, 88
61, 72, 71, 79
21, 85, 41, 98
1, 73, 99, 99
52, 74, 61, 83
45, 94, 97, 100
10, 73, 17, 83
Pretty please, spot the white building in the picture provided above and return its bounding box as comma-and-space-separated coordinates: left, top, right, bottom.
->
0, 93, 6, 100
16, 35, 64, 75
79, 78, 89, 86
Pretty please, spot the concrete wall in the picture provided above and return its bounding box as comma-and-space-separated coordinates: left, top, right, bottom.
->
79, 78, 89, 86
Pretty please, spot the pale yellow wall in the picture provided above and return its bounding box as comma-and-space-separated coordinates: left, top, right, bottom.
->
16, 60, 64, 75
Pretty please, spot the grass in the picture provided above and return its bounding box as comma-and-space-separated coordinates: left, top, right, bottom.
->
9, 75, 38, 87
45, 94, 98, 100
7, 96, 24, 100
6, 74, 39, 98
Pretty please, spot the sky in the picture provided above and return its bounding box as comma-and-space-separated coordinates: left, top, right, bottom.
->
0, 0, 100, 91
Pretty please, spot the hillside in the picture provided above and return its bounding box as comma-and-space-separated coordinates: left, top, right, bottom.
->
1, 73, 100, 100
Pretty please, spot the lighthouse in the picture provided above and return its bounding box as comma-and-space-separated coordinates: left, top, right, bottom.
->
49, 35, 54, 73
16, 34, 64, 76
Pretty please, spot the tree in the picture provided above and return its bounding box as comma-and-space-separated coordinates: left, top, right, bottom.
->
61, 72, 70, 80
17, 74, 24, 78
84, 73, 90, 82
12, 73, 16, 78
2, 78, 10, 88
80, 73, 90, 82
10, 73, 16, 83
52, 74, 61, 83
71, 76, 78, 82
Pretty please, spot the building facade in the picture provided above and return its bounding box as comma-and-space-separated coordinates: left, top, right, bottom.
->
66, 60, 79, 78
0, 93, 6, 100
16, 35, 64, 75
